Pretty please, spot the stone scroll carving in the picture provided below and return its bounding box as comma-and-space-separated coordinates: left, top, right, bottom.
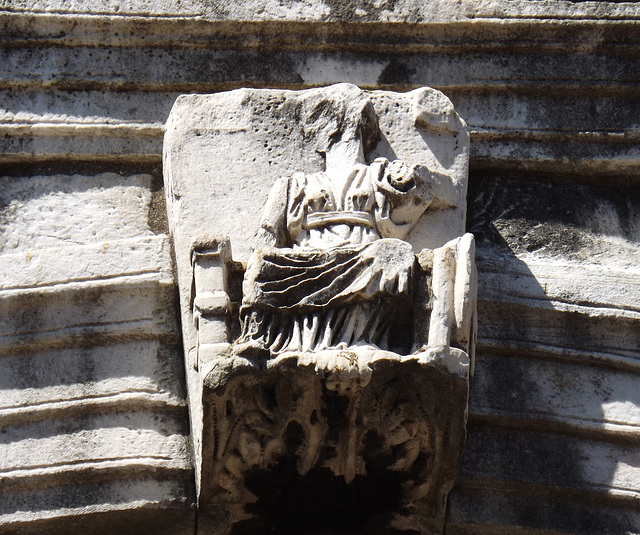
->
164, 84, 475, 534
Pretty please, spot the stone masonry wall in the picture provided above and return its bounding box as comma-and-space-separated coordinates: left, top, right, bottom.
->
1, 1, 639, 533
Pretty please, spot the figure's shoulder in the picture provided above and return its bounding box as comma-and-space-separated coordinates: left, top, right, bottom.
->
269, 174, 302, 194
290, 170, 330, 189
274, 171, 313, 185
269, 172, 318, 202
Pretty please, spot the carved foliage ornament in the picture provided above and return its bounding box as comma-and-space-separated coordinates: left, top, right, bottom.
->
163, 84, 476, 534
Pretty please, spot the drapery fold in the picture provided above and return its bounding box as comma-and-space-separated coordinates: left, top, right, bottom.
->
237, 239, 415, 353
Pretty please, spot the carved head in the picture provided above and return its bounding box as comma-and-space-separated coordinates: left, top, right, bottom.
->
300, 83, 380, 157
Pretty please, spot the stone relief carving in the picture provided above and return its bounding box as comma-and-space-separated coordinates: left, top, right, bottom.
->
164, 84, 475, 534
235, 153, 430, 358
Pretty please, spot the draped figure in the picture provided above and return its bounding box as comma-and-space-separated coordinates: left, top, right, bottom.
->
235, 157, 434, 357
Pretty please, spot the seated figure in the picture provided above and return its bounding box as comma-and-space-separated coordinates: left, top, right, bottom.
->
234, 91, 438, 358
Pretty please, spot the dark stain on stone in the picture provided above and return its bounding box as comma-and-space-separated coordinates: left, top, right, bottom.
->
447, 484, 640, 535
461, 424, 586, 490
148, 165, 169, 235
324, 0, 399, 23
0, 160, 157, 179
467, 172, 640, 259
185, 49, 304, 86
470, 354, 541, 413
377, 60, 416, 86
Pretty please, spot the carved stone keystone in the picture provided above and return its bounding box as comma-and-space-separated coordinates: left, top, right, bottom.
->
164, 84, 476, 534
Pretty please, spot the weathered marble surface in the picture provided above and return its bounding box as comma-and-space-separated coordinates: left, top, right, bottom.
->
2, 4, 640, 177
164, 83, 475, 533
446, 173, 640, 534
164, 85, 468, 263
0, 172, 194, 534
1, 1, 640, 533
3, 0, 640, 22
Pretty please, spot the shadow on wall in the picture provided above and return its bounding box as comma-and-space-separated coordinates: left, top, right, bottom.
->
446, 171, 640, 534
467, 171, 640, 261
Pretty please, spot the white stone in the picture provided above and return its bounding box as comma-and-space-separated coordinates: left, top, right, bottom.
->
0, 172, 192, 532
3, 0, 639, 22
0, 173, 154, 253
164, 83, 475, 534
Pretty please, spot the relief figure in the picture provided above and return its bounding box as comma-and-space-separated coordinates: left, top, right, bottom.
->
164, 84, 474, 532
234, 89, 438, 358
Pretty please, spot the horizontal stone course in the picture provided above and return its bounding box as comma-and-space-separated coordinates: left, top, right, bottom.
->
1, 4, 639, 533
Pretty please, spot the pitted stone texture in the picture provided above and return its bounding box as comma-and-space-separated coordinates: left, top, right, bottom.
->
0, 173, 154, 253
0, 171, 193, 533
3, 0, 639, 22
164, 85, 468, 264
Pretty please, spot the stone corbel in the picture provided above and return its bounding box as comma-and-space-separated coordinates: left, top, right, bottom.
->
164, 84, 474, 535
